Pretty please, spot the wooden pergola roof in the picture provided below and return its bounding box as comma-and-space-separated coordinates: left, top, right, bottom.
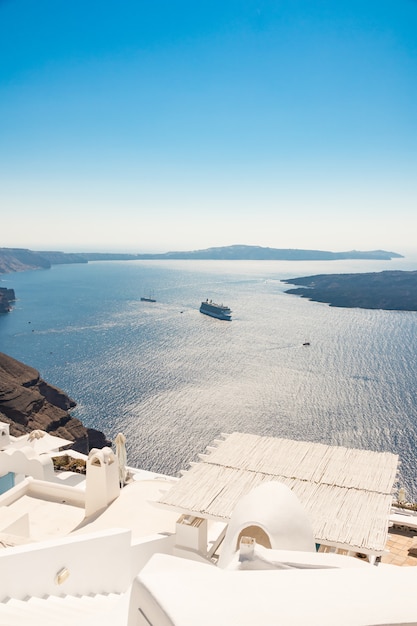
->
157, 432, 399, 555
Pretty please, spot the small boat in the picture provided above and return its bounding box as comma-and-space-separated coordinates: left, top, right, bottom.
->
302, 342, 310, 346
200, 299, 232, 321
141, 291, 156, 303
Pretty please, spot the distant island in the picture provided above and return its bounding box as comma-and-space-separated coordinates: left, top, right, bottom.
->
79, 245, 403, 262
283, 271, 417, 311
0, 245, 403, 274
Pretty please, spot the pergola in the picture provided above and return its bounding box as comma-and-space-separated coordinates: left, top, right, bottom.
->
157, 432, 399, 557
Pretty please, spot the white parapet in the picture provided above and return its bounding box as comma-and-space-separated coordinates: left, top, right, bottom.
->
0, 446, 55, 482
0, 528, 132, 601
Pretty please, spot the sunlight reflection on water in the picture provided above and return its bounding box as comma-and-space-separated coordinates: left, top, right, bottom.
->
2, 258, 417, 498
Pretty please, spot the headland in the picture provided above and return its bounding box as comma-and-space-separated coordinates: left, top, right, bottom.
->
283, 270, 417, 311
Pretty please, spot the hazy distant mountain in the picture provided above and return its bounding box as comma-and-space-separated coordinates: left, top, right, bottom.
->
38, 251, 88, 265
0, 245, 403, 274
155, 245, 402, 261
82, 245, 402, 262
0, 248, 51, 273
0, 248, 87, 273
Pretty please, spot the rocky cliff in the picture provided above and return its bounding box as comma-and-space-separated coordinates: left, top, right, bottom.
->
0, 352, 110, 453
0, 288, 15, 313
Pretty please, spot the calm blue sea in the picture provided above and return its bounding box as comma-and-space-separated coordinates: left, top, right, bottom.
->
1, 257, 417, 498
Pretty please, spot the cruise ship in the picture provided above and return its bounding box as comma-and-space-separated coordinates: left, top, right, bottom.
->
200, 299, 232, 320
1, 424, 417, 624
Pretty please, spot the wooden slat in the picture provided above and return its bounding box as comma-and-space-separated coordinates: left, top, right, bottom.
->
157, 432, 399, 553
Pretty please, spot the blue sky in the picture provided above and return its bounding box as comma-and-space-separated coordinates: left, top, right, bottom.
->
1, 0, 416, 254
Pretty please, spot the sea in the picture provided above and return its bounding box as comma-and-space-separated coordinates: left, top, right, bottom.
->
1, 257, 417, 499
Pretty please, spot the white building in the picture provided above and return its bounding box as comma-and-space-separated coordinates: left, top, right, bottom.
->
1, 423, 417, 625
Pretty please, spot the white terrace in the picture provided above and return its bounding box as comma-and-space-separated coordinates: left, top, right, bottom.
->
2, 423, 417, 625
0, 422, 180, 549
0, 426, 400, 559
158, 432, 399, 558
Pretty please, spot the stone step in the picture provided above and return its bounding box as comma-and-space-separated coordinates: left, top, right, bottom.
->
0, 591, 129, 626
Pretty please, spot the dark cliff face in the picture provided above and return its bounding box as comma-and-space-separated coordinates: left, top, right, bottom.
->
0, 288, 15, 313
0, 352, 110, 453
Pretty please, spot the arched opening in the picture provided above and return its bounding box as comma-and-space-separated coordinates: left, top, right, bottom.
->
236, 525, 272, 550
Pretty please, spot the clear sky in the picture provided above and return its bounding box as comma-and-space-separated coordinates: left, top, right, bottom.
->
1, 0, 416, 254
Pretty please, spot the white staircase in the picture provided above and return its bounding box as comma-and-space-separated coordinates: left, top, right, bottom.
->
0, 590, 131, 626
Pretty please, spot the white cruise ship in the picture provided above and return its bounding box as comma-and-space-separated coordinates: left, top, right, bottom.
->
200, 299, 232, 320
